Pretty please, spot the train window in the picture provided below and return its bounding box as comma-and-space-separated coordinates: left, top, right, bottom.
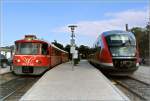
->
42, 43, 49, 55
106, 34, 136, 46
106, 34, 136, 57
128, 35, 136, 45
16, 43, 40, 55
15, 43, 19, 53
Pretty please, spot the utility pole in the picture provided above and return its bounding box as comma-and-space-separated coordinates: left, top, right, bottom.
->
68, 25, 77, 71
126, 24, 129, 31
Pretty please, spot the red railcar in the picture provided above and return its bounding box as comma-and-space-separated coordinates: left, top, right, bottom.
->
61, 50, 69, 63
13, 35, 69, 75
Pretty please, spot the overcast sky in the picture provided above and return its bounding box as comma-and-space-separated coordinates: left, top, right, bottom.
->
0, 0, 149, 47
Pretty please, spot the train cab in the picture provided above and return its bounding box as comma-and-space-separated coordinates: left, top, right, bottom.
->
89, 30, 139, 75
13, 35, 50, 75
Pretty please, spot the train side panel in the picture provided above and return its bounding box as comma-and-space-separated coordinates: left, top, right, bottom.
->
50, 46, 62, 67
62, 53, 69, 63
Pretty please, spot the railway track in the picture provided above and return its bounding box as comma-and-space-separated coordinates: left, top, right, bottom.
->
0, 77, 39, 101
114, 76, 150, 101
0, 72, 18, 85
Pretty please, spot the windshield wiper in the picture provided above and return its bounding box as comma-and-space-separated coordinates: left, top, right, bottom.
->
121, 40, 131, 46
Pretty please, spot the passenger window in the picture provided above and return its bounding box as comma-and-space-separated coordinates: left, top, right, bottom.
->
42, 44, 48, 55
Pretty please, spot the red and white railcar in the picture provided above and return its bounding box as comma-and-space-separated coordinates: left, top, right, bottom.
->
13, 35, 68, 75
88, 30, 139, 75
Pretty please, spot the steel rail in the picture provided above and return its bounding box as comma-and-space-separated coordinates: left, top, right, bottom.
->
0, 77, 38, 101
127, 76, 150, 86
115, 77, 150, 101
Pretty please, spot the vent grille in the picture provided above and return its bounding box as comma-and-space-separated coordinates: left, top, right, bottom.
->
113, 59, 136, 69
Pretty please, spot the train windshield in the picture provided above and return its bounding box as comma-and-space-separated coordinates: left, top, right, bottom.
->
16, 43, 40, 55
106, 34, 136, 57
106, 34, 136, 46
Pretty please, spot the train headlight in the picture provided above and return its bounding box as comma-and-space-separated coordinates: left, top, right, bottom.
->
16, 59, 21, 63
35, 60, 41, 64
130, 53, 135, 56
112, 53, 118, 56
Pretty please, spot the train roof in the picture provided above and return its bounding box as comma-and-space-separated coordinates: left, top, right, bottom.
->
102, 30, 134, 37
51, 44, 68, 53
15, 35, 48, 44
15, 39, 48, 44
15, 35, 68, 54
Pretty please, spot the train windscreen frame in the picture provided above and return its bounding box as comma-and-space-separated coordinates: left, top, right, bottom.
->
106, 34, 136, 46
15, 42, 40, 55
106, 34, 136, 57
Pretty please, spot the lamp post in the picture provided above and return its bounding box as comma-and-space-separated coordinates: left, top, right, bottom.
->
68, 25, 77, 45
68, 25, 77, 70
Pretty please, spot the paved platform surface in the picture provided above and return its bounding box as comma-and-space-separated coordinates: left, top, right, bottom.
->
131, 65, 150, 84
21, 60, 129, 101
0, 66, 11, 74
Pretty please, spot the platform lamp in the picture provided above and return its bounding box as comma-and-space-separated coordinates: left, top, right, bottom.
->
68, 25, 77, 70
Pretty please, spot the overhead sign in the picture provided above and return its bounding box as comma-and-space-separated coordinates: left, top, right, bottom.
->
70, 46, 75, 53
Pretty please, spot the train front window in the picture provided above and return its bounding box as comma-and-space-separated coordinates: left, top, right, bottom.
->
106, 34, 136, 57
106, 34, 136, 46
16, 43, 40, 55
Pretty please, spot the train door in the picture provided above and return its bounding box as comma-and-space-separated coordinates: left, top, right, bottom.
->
41, 43, 50, 67
42, 43, 49, 55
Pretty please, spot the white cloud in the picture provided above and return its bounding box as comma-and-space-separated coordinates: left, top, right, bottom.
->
52, 9, 148, 37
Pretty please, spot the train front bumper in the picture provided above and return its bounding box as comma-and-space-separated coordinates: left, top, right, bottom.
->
99, 62, 139, 75
13, 66, 49, 75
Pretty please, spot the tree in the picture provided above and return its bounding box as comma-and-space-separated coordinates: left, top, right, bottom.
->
78, 45, 90, 59
52, 40, 64, 50
131, 26, 149, 60
64, 44, 70, 53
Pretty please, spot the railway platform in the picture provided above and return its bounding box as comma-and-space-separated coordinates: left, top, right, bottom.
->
20, 60, 129, 101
